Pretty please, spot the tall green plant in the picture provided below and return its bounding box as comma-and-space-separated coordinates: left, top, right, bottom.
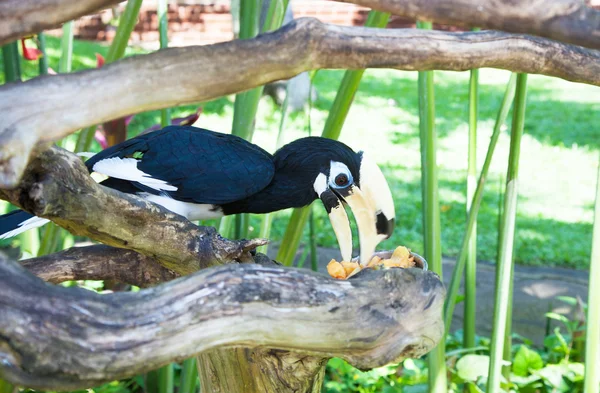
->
227, 0, 290, 239
486, 73, 528, 393
276, 10, 390, 266
37, 33, 49, 75
584, 155, 600, 393
464, 29, 480, 349
179, 358, 198, 393
59, 21, 74, 74
1, 41, 21, 82
75, 0, 144, 153
444, 74, 517, 329
416, 19, 447, 393
158, 0, 171, 127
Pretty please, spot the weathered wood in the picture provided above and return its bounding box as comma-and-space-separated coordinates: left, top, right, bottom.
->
0, 147, 266, 275
196, 348, 326, 393
0, 253, 445, 391
0, 0, 122, 46
20, 244, 179, 287
345, 0, 600, 50
1, 19, 600, 187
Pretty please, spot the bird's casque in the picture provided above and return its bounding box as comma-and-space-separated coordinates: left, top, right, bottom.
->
0, 126, 395, 264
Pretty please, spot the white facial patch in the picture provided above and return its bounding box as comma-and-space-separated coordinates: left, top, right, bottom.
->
313, 172, 328, 196
93, 157, 178, 192
358, 152, 395, 220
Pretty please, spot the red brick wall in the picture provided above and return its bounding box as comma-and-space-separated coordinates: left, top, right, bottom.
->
61, 0, 600, 46
62, 1, 416, 46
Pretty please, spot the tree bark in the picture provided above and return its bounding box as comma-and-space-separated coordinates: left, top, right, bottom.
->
0, 147, 266, 274
344, 0, 600, 50
1, 18, 599, 187
0, 253, 445, 391
0, 0, 123, 46
196, 348, 326, 393
20, 244, 179, 287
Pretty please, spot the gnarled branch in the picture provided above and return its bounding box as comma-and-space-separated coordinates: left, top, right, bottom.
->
1, 19, 599, 187
0, 146, 266, 275
0, 0, 122, 46
0, 253, 445, 391
346, 0, 600, 50
20, 244, 179, 287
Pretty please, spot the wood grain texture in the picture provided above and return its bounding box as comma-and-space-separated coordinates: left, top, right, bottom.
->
20, 244, 179, 287
1, 19, 599, 187
0, 0, 122, 45
343, 0, 600, 50
0, 147, 266, 275
0, 254, 445, 391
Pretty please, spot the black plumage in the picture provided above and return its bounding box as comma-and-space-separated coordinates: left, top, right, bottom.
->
0, 125, 395, 264
85, 126, 275, 205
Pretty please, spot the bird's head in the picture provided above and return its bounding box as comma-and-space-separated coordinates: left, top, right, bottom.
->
274, 137, 395, 265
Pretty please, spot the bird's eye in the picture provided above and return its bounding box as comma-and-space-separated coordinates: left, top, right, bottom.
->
328, 161, 354, 190
335, 174, 348, 187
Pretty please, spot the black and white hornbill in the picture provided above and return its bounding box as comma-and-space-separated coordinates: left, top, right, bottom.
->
0, 126, 395, 264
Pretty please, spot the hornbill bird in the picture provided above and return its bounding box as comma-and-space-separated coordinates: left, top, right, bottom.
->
0, 126, 395, 264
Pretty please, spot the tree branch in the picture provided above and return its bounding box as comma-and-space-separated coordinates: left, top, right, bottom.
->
1, 18, 599, 187
20, 244, 179, 287
0, 147, 266, 275
345, 0, 600, 50
0, 0, 122, 46
0, 254, 445, 390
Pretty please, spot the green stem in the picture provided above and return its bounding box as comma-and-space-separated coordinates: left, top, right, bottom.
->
19, 227, 40, 257
2, 41, 21, 82
276, 10, 390, 265
158, 364, 174, 393
503, 261, 515, 380
584, 154, 600, 393
464, 51, 479, 350
261, 0, 289, 33
37, 33, 49, 75
486, 73, 528, 393
38, 224, 57, 256
416, 19, 446, 393
158, 0, 171, 127
309, 206, 318, 271
58, 21, 74, 74
179, 358, 198, 393
106, 0, 144, 62
256, 89, 291, 254
230, 0, 272, 239
444, 73, 517, 330
278, 206, 312, 266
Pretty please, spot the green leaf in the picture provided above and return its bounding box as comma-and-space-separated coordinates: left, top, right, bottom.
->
545, 312, 570, 325
512, 345, 543, 377
457, 355, 491, 382
536, 364, 571, 392
555, 296, 578, 306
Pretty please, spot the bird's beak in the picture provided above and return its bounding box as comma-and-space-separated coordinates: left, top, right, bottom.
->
316, 155, 396, 265
338, 154, 395, 265
318, 188, 354, 262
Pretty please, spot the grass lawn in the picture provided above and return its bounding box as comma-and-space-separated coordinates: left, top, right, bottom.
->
2, 36, 598, 269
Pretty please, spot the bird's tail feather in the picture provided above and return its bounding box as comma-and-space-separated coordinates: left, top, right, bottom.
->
0, 210, 50, 240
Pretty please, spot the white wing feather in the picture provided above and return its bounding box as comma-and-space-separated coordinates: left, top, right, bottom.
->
92, 157, 178, 192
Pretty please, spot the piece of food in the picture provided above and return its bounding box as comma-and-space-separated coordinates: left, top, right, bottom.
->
340, 261, 360, 276
327, 259, 348, 279
327, 246, 416, 279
